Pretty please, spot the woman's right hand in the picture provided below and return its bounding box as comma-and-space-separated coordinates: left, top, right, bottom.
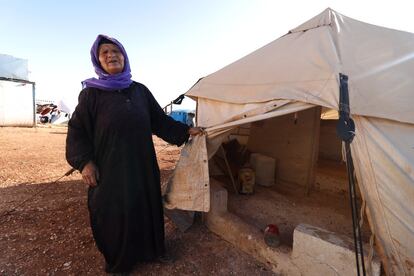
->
188, 127, 205, 136
81, 161, 99, 187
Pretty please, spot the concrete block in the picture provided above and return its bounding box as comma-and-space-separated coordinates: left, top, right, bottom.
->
209, 179, 228, 214
205, 211, 301, 275
206, 179, 301, 275
292, 224, 381, 276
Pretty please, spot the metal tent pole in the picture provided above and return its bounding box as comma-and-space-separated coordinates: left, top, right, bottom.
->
336, 73, 366, 276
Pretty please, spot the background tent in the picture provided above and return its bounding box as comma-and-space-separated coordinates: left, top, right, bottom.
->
165, 8, 414, 275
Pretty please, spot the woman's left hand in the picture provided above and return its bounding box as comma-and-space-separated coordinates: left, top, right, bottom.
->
188, 127, 205, 136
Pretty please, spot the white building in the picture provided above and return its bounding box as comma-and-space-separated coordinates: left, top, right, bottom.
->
0, 54, 35, 126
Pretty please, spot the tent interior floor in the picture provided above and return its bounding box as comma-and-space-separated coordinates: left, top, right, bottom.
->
215, 158, 372, 249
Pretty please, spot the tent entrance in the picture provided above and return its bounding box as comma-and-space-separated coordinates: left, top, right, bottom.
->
208, 106, 374, 270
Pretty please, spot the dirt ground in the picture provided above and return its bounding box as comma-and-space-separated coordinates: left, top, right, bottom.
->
221, 157, 372, 248
0, 126, 275, 275
227, 178, 372, 248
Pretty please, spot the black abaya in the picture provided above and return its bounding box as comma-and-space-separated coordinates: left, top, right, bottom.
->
66, 82, 189, 273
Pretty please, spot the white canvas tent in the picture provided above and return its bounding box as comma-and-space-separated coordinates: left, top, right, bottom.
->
165, 8, 414, 275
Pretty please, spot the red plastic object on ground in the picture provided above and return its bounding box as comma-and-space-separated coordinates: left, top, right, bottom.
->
264, 224, 280, 247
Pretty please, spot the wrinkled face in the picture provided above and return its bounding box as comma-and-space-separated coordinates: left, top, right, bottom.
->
98, 43, 125, 75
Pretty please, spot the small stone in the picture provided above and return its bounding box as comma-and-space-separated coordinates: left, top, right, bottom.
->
63, 261, 71, 267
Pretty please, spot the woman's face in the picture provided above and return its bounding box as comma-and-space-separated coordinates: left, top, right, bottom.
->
98, 43, 125, 75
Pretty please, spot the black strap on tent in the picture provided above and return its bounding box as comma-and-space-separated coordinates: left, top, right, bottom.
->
336, 73, 366, 276
172, 94, 185, 105
170, 77, 206, 105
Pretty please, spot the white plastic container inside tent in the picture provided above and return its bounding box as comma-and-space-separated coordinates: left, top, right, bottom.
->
0, 54, 35, 126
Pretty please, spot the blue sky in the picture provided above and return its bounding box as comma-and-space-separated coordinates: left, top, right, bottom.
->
1, 0, 413, 111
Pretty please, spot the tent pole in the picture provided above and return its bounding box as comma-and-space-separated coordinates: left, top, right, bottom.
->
305, 106, 321, 195
32, 83, 36, 127
219, 146, 239, 194
336, 73, 366, 276
195, 100, 198, 127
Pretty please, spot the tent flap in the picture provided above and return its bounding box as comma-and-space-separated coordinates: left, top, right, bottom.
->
164, 135, 210, 212
352, 116, 414, 275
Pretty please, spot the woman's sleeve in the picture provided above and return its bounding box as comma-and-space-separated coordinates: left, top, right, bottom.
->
65, 90, 95, 171
144, 86, 190, 146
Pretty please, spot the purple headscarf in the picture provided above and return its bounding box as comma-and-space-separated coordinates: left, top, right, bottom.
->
82, 34, 133, 90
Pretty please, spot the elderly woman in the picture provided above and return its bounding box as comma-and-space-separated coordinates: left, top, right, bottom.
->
66, 34, 202, 274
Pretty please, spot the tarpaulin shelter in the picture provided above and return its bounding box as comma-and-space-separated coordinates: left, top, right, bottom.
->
165, 8, 414, 275
0, 54, 35, 126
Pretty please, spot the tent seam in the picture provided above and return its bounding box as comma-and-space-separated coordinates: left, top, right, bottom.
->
199, 77, 336, 86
